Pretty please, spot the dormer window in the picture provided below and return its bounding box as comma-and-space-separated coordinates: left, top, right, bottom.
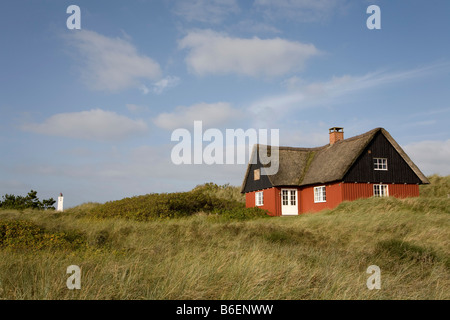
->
373, 158, 388, 171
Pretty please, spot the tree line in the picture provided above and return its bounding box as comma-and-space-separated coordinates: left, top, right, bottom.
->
0, 190, 56, 210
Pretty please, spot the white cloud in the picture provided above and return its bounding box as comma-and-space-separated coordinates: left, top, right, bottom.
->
229, 20, 281, 34
65, 30, 162, 92
138, 77, 180, 95
152, 76, 181, 94
245, 63, 450, 130
22, 109, 148, 141
254, 0, 348, 22
153, 102, 241, 130
179, 30, 320, 77
172, 0, 240, 24
139, 84, 150, 95
251, 64, 449, 117
281, 75, 306, 90
126, 104, 149, 113
403, 139, 450, 176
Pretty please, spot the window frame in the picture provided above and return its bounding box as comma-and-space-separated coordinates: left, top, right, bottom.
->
282, 189, 289, 206
373, 158, 388, 171
255, 191, 264, 206
314, 186, 326, 203
290, 189, 296, 206
373, 184, 389, 197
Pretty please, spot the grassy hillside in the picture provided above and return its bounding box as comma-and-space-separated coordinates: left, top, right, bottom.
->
420, 174, 450, 198
86, 183, 249, 221
0, 178, 448, 299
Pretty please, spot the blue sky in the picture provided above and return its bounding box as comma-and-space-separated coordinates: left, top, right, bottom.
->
1, 0, 449, 208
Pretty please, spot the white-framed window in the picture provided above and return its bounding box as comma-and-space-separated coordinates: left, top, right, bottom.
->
373, 184, 389, 197
373, 158, 388, 170
255, 191, 264, 206
290, 190, 296, 206
314, 186, 326, 203
282, 190, 289, 206
282, 190, 297, 206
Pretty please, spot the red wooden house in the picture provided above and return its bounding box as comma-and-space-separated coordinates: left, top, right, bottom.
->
241, 127, 429, 216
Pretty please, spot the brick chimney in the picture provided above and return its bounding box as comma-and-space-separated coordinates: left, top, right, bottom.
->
329, 127, 344, 145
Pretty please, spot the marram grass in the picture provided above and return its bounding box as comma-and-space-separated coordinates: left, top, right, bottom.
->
0, 179, 448, 300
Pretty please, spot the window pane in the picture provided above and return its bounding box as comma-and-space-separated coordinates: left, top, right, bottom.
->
374, 184, 388, 197
314, 186, 326, 203
282, 190, 288, 205
290, 190, 296, 205
256, 192, 263, 206
374, 158, 387, 170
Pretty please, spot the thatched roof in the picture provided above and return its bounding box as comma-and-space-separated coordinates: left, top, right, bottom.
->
241, 128, 429, 192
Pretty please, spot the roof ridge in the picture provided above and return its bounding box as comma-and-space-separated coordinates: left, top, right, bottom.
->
332, 127, 382, 145
255, 128, 383, 150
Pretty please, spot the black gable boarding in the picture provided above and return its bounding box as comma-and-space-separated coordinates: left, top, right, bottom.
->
343, 131, 423, 184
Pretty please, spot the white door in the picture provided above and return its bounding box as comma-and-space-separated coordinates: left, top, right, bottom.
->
281, 189, 298, 215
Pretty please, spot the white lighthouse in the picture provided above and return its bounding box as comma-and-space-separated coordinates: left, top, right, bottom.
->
57, 193, 64, 212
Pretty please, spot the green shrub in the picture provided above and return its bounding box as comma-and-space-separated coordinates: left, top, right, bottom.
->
90, 189, 246, 221
192, 182, 245, 203
0, 219, 85, 250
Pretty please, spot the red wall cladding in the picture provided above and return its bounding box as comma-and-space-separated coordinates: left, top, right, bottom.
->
385, 184, 419, 198
245, 188, 281, 216
300, 182, 343, 213
246, 183, 419, 216
342, 183, 373, 200
245, 192, 255, 208
342, 183, 419, 201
